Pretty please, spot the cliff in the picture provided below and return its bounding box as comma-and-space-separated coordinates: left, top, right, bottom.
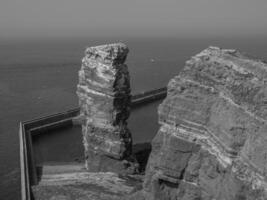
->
77, 43, 137, 173
141, 47, 267, 200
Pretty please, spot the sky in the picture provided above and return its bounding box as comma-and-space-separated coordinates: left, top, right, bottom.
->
1, 0, 267, 39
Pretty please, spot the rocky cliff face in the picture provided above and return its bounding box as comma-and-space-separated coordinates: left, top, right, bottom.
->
77, 43, 137, 173
142, 47, 267, 200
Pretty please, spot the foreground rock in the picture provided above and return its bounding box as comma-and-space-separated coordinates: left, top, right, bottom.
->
32, 163, 142, 200
141, 47, 267, 200
77, 43, 137, 174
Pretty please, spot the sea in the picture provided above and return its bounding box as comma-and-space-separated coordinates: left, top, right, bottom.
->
0, 37, 267, 199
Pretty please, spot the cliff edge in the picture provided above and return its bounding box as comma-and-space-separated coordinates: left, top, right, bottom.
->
141, 47, 267, 200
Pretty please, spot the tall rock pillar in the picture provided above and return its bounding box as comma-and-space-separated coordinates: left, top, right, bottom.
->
77, 43, 134, 173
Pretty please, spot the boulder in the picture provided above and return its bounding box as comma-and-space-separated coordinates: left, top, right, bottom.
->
143, 47, 267, 200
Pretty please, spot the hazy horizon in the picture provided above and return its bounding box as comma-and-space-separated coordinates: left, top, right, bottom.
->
1, 0, 267, 40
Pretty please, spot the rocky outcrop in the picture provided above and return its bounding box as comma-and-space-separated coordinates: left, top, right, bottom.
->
32, 166, 142, 200
77, 43, 137, 173
142, 47, 267, 200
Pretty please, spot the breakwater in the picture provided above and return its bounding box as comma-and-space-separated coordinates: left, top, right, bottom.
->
19, 86, 167, 200
24, 87, 167, 135
131, 87, 167, 107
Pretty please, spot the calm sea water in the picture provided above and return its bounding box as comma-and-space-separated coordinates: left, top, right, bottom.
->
0, 37, 267, 199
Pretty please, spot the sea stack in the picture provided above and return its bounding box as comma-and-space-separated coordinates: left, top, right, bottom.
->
142, 47, 267, 200
77, 43, 135, 173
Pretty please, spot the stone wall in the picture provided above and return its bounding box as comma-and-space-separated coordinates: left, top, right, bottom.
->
142, 47, 267, 200
77, 43, 137, 173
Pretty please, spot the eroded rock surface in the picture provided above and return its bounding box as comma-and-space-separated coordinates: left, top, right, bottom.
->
142, 47, 267, 200
32, 164, 142, 200
77, 43, 137, 173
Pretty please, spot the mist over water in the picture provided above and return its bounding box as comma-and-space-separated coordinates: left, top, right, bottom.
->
1, 37, 267, 199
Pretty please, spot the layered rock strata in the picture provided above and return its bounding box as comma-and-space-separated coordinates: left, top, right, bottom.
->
143, 47, 267, 200
77, 43, 136, 173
